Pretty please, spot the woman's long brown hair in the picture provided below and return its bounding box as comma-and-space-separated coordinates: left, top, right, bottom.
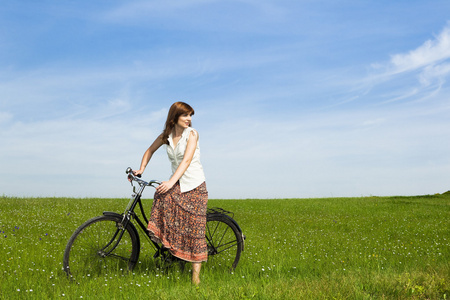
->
161, 102, 195, 144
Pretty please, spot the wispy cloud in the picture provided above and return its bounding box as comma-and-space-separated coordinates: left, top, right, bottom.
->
348, 23, 450, 108
371, 23, 450, 82
100, 0, 289, 35
103, 0, 218, 20
390, 23, 450, 73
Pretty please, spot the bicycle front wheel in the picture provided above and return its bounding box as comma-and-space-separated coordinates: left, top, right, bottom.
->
205, 213, 243, 271
63, 214, 140, 280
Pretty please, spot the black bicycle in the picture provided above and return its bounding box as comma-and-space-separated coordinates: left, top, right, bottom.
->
63, 167, 245, 280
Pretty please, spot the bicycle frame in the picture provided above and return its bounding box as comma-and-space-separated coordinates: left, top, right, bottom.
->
101, 168, 162, 257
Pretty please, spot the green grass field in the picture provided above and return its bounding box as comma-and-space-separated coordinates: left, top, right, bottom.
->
1, 193, 449, 299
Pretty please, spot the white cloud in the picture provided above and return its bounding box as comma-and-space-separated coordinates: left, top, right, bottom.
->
354, 23, 450, 108
419, 62, 450, 86
390, 24, 450, 73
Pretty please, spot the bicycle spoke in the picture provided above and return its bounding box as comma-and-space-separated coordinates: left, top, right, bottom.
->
205, 214, 243, 271
213, 239, 239, 253
215, 224, 230, 248
107, 253, 134, 261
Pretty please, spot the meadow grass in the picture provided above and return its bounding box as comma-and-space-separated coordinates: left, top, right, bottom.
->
1, 193, 449, 299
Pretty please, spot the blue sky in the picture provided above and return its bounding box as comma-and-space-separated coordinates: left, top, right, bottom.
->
1, 0, 449, 199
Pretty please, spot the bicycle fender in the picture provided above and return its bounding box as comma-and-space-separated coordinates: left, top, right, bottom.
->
207, 213, 244, 235
102, 211, 122, 218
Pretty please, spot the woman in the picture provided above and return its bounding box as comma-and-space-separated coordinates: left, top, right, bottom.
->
133, 102, 208, 285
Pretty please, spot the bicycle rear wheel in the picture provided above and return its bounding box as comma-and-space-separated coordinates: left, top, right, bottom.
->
205, 213, 243, 271
63, 215, 140, 280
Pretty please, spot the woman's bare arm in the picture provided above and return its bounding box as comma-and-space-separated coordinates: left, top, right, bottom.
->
134, 134, 164, 176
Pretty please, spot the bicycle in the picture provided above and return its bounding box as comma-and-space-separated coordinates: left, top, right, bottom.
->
63, 167, 245, 280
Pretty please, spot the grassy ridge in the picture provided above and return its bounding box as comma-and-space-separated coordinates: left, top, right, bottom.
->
1, 194, 449, 299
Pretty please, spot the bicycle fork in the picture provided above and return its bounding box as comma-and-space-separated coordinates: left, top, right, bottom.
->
96, 216, 131, 259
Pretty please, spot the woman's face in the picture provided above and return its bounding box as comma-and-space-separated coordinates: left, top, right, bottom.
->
176, 113, 192, 129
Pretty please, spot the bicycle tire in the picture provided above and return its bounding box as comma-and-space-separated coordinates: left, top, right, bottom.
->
63, 214, 140, 280
205, 213, 243, 271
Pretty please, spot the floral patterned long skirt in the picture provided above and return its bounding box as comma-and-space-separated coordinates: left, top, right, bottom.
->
147, 181, 208, 262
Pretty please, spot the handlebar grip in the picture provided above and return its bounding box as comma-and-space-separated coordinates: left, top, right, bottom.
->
126, 167, 142, 178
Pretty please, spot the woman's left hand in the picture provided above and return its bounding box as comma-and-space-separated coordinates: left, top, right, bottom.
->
156, 181, 174, 194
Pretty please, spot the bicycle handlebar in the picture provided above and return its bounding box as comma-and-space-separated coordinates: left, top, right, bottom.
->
126, 167, 161, 187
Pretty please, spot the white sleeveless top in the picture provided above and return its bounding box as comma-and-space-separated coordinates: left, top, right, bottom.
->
166, 127, 206, 193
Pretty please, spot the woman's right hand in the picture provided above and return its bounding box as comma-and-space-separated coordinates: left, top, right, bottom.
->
133, 169, 144, 176
128, 169, 144, 181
